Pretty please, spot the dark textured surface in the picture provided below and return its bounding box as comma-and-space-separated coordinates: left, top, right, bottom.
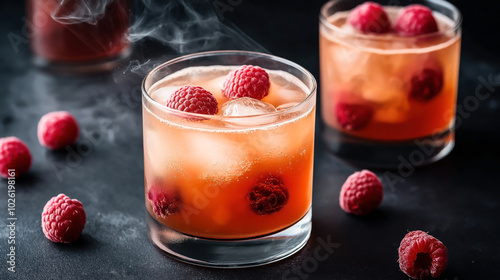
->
1, 0, 499, 279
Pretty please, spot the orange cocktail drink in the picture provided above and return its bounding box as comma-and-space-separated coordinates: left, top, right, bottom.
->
142, 51, 316, 267
320, 0, 462, 167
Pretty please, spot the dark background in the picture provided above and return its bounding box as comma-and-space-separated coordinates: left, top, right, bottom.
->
1, 0, 499, 279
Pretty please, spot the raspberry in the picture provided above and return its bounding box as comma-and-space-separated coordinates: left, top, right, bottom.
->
248, 175, 288, 215
410, 68, 444, 102
335, 102, 373, 131
222, 65, 270, 100
148, 186, 182, 218
395, 5, 438, 36
165, 86, 218, 115
339, 170, 383, 215
347, 2, 392, 34
0, 137, 32, 179
38, 111, 79, 150
41, 194, 86, 243
398, 230, 448, 279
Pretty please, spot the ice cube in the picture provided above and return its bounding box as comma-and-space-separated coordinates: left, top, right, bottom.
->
202, 75, 227, 105
166, 79, 190, 86
374, 100, 410, 124
361, 77, 404, 104
329, 45, 371, 83
221, 97, 276, 117
150, 86, 178, 104
263, 86, 307, 107
184, 131, 251, 183
144, 127, 181, 177
276, 102, 300, 111
340, 22, 357, 34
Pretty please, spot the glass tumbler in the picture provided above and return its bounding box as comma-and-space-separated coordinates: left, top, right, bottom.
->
320, 0, 462, 167
142, 51, 317, 267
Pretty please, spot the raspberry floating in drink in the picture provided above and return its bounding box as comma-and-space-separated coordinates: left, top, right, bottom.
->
335, 102, 374, 131
148, 186, 182, 218
410, 68, 444, 102
165, 85, 219, 115
395, 5, 439, 36
347, 2, 392, 34
222, 65, 271, 100
248, 175, 289, 215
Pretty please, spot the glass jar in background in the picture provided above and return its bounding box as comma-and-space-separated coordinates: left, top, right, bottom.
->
27, 0, 130, 72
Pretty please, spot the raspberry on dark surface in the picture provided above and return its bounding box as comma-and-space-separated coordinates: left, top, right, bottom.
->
335, 102, 373, 131
347, 2, 392, 34
38, 111, 79, 150
410, 68, 444, 102
339, 169, 383, 215
0, 136, 32, 179
222, 65, 270, 100
148, 186, 182, 218
395, 5, 439, 36
398, 230, 448, 279
41, 194, 86, 243
248, 175, 288, 215
165, 85, 218, 115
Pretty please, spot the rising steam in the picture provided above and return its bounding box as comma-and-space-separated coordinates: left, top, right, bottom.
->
49, 0, 268, 78
129, 0, 266, 54
124, 0, 268, 75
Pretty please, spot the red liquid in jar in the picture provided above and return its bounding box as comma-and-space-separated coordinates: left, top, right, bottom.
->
28, 0, 130, 62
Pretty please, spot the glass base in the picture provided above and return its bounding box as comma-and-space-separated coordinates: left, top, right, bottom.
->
322, 125, 454, 168
32, 46, 131, 74
147, 209, 312, 268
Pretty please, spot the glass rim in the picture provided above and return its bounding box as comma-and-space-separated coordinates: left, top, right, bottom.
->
319, 0, 463, 41
141, 50, 317, 122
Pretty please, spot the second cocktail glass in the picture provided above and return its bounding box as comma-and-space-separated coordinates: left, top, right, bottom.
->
320, 0, 462, 167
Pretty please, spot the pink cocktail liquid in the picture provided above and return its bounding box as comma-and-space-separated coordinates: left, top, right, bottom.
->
28, 0, 130, 63
320, 7, 461, 141
143, 65, 315, 239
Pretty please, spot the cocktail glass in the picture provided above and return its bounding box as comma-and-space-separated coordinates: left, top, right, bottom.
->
142, 51, 317, 267
320, 0, 462, 167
